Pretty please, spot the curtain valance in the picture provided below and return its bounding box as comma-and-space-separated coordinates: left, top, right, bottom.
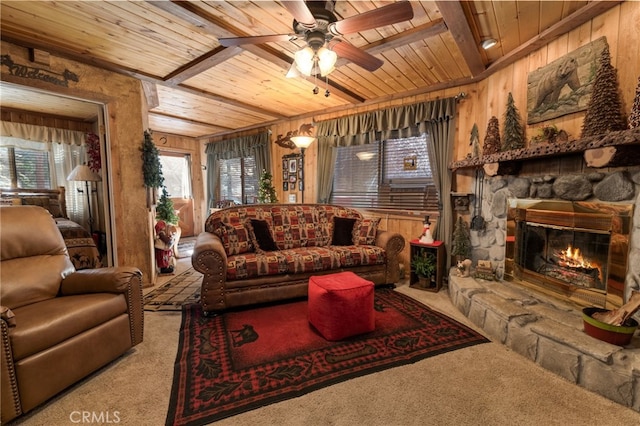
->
205, 131, 270, 158
316, 98, 457, 146
0, 121, 85, 146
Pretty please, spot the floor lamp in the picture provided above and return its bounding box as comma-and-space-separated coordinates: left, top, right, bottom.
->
290, 133, 314, 203
67, 164, 102, 234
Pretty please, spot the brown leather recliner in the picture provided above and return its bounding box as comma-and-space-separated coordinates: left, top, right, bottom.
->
0, 206, 144, 423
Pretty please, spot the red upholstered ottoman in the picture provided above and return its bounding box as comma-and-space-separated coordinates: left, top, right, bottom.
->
308, 271, 375, 341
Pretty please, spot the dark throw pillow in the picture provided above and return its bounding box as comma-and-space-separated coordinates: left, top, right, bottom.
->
331, 217, 357, 246
247, 219, 278, 252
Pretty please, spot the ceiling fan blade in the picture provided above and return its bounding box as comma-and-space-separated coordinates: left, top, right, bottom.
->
219, 34, 293, 47
333, 42, 383, 72
329, 1, 414, 36
281, 1, 317, 28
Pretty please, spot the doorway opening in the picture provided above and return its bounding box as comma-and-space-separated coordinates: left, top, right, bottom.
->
159, 151, 194, 237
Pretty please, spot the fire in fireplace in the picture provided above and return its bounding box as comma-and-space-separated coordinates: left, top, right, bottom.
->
506, 200, 633, 309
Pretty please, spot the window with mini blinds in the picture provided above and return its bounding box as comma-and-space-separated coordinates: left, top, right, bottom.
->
330, 134, 438, 211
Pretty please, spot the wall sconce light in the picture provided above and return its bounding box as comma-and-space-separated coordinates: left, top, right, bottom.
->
290, 123, 315, 203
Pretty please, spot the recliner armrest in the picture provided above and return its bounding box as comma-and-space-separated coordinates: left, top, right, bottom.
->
1, 306, 16, 328
60, 267, 144, 346
60, 267, 142, 295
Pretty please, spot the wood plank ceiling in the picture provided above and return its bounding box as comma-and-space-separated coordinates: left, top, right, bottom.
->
0, 1, 618, 139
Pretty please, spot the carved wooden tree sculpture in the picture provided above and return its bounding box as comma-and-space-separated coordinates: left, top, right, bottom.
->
592, 291, 640, 326
482, 116, 501, 156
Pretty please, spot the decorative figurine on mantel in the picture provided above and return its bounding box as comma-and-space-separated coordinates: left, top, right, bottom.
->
419, 216, 434, 244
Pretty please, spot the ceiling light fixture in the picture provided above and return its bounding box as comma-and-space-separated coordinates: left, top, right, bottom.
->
294, 44, 337, 77
481, 38, 497, 50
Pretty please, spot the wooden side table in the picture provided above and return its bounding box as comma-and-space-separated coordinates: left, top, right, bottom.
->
409, 239, 445, 292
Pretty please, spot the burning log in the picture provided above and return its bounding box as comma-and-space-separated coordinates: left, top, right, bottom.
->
592, 291, 640, 326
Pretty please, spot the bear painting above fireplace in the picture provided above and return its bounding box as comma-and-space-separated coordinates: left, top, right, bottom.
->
506, 200, 634, 310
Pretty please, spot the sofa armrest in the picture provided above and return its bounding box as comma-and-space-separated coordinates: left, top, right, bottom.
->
191, 232, 228, 313
60, 267, 144, 346
375, 230, 405, 257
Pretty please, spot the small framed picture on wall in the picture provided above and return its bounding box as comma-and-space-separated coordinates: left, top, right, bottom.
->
289, 158, 297, 173
283, 181, 289, 191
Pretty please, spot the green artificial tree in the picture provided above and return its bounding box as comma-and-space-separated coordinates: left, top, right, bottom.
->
482, 116, 501, 156
141, 130, 164, 188
451, 216, 472, 261
501, 92, 525, 151
257, 169, 278, 203
629, 76, 640, 129
156, 187, 179, 225
581, 45, 627, 137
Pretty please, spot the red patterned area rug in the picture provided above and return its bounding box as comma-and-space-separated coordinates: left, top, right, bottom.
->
166, 289, 489, 426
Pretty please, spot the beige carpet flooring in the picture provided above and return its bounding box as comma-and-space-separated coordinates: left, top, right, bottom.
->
13, 258, 640, 426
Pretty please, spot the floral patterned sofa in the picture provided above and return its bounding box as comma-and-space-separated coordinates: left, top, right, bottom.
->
191, 204, 405, 314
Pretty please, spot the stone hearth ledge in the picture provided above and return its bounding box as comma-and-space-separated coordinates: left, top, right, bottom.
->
448, 270, 640, 412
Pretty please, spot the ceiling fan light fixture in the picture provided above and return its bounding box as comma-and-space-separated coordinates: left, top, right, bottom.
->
286, 63, 300, 78
294, 47, 315, 76
481, 38, 497, 50
317, 46, 337, 76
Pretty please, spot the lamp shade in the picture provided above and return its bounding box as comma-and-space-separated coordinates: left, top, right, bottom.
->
294, 47, 315, 76
67, 164, 101, 182
317, 47, 337, 76
290, 135, 315, 149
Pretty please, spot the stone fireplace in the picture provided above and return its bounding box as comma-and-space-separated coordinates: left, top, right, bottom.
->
469, 168, 640, 311
449, 166, 640, 412
507, 199, 634, 310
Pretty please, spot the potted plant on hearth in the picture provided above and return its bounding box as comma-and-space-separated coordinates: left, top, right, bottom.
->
411, 251, 437, 289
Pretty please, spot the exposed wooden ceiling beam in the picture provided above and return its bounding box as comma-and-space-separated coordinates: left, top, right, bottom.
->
164, 45, 243, 85
148, 111, 233, 131
435, 0, 485, 76
141, 81, 159, 109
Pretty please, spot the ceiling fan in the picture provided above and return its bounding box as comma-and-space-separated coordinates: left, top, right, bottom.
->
218, 0, 414, 73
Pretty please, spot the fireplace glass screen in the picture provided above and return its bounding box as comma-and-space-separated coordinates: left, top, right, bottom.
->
516, 223, 610, 290
508, 200, 633, 309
